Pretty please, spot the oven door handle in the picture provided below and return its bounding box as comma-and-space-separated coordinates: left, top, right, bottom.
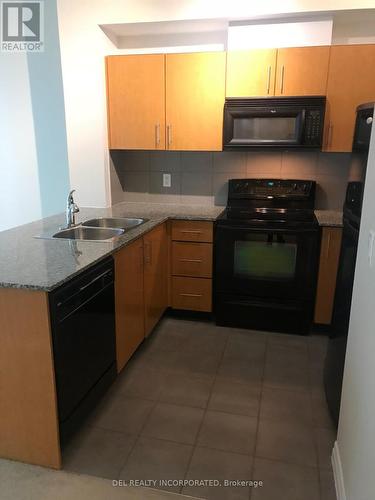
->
215, 224, 318, 234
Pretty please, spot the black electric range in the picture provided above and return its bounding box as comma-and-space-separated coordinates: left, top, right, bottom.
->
214, 179, 320, 334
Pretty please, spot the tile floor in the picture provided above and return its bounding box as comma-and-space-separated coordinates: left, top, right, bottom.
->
62, 316, 337, 500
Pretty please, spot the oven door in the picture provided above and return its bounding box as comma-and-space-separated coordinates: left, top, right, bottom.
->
215, 224, 318, 300
223, 106, 305, 148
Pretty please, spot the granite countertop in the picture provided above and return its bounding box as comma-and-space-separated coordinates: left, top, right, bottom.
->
0, 202, 224, 292
0, 203, 342, 292
314, 210, 343, 228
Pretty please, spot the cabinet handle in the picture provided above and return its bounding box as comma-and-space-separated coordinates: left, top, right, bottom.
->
179, 259, 203, 263
326, 232, 331, 260
144, 241, 152, 265
267, 66, 271, 94
167, 124, 172, 147
180, 293, 203, 298
328, 123, 334, 147
280, 65, 285, 94
180, 230, 202, 234
155, 124, 160, 147
140, 245, 144, 268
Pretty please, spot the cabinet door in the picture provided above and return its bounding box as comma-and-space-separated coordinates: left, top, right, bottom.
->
226, 49, 277, 97
324, 45, 375, 152
144, 223, 168, 336
275, 46, 330, 96
314, 227, 342, 325
115, 239, 145, 372
106, 55, 165, 150
165, 52, 226, 151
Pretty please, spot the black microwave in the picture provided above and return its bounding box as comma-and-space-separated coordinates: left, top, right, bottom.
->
223, 96, 326, 150
352, 102, 374, 152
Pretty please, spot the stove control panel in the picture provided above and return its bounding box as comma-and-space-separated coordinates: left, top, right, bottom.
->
228, 179, 315, 198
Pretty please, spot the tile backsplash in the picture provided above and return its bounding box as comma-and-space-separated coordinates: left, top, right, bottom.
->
110, 150, 351, 210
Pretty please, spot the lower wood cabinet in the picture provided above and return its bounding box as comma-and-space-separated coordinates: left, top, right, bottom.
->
114, 238, 145, 372
172, 276, 212, 312
115, 222, 168, 371
314, 227, 343, 324
143, 223, 169, 336
170, 220, 213, 312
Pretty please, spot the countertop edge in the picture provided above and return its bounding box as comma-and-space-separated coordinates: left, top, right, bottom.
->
0, 207, 341, 292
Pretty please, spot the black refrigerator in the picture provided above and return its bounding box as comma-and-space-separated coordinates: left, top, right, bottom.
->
324, 103, 374, 428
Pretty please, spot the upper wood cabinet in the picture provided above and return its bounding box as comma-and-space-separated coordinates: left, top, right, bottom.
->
324, 44, 375, 152
165, 52, 226, 151
144, 223, 169, 336
115, 239, 145, 372
226, 49, 277, 97
106, 54, 165, 150
274, 46, 330, 96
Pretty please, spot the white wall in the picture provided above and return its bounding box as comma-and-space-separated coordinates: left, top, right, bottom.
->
336, 125, 375, 499
0, 0, 70, 231
0, 54, 42, 231
56, 0, 375, 209
228, 19, 333, 49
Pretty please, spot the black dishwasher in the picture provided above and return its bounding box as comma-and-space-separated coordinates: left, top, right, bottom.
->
49, 256, 117, 443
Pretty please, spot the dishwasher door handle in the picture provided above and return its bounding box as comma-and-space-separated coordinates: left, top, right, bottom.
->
78, 269, 113, 293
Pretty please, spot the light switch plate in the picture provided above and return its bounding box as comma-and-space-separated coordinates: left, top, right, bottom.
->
163, 173, 171, 188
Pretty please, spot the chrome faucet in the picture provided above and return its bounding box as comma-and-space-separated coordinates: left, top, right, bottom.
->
65, 190, 80, 228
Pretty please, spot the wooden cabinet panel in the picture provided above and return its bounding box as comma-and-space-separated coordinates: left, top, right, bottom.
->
226, 49, 277, 97
106, 54, 165, 150
0, 288, 61, 468
324, 45, 375, 152
172, 277, 212, 312
171, 220, 213, 243
165, 52, 226, 151
314, 227, 343, 324
115, 239, 145, 372
275, 46, 330, 96
144, 223, 168, 336
172, 242, 212, 278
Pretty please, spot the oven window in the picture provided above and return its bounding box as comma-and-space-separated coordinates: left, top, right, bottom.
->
233, 116, 297, 141
234, 239, 297, 280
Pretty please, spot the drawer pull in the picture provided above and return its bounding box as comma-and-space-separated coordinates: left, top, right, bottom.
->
180, 230, 203, 234
180, 293, 203, 298
179, 258, 203, 263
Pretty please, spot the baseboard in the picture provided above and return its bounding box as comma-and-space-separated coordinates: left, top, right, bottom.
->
332, 441, 347, 500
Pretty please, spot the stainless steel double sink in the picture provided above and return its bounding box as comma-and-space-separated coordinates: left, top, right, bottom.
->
38, 217, 148, 242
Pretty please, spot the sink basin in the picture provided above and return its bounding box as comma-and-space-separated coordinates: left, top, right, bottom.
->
82, 217, 148, 230
53, 226, 124, 241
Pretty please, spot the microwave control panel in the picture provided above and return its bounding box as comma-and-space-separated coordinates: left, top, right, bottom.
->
304, 109, 323, 145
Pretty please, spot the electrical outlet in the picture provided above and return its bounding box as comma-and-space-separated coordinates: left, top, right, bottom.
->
163, 173, 171, 188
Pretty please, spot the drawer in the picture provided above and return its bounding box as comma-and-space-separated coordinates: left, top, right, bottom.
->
171, 220, 213, 243
172, 242, 212, 278
171, 277, 212, 312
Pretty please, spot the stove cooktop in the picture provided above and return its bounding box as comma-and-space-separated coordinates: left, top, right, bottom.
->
218, 178, 318, 227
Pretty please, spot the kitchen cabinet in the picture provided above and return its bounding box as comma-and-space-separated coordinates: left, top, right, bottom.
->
171, 220, 213, 243
170, 220, 213, 312
314, 227, 343, 324
226, 49, 277, 97
0, 288, 61, 469
274, 46, 330, 96
324, 44, 375, 152
172, 241, 212, 278
144, 223, 169, 336
165, 52, 226, 151
106, 54, 165, 150
115, 238, 145, 372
